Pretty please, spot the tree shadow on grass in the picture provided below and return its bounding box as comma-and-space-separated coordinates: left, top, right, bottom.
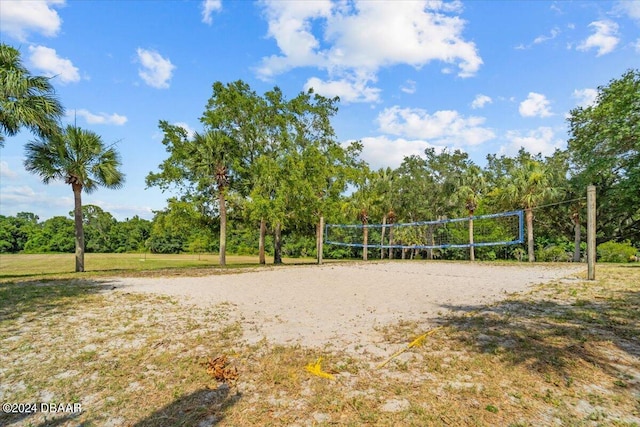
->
0, 278, 119, 323
0, 409, 84, 427
438, 288, 640, 383
133, 384, 242, 427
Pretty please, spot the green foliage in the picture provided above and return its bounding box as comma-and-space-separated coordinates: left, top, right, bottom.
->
536, 246, 570, 262
10, 71, 640, 262
0, 212, 151, 254
79, 205, 116, 253
0, 43, 64, 146
109, 216, 151, 253
24, 125, 125, 271
568, 69, 640, 244
597, 241, 638, 263
147, 198, 210, 254
0, 213, 38, 253
24, 216, 74, 253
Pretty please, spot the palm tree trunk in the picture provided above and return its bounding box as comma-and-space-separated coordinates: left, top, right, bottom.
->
218, 187, 227, 266
468, 212, 475, 261
380, 214, 387, 259
525, 207, 535, 262
274, 222, 282, 264
389, 227, 394, 259
72, 183, 84, 272
572, 211, 581, 262
259, 218, 266, 265
362, 225, 368, 261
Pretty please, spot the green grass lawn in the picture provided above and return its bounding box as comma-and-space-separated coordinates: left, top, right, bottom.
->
0, 252, 317, 280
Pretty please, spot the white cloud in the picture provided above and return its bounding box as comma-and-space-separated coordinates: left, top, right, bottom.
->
304, 73, 381, 103
0, 0, 64, 41
173, 122, 196, 139
519, 92, 553, 118
501, 127, 564, 157
73, 109, 127, 126
533, 27, 559, 45
257, 0, 482, 101
572, 88, 598, 108
377, 106, 495, 146
615, 1, 640, 22
0, 185, 72, 211
28, 45, 80, 84
201, 0, 222, 25
577, 20, 619, 56
400, 80, 416, 94
0, 161, 19, 179
349, 136, 443, 169
471, 94, 492, 109
136, 48, 175, 89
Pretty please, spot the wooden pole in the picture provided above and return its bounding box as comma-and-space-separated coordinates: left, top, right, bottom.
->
587, 185, 596, 280
317, 216, 324, 265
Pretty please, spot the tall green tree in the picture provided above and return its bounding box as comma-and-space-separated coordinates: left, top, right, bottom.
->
372, 167, 396, 259
287, 89, 360, 264
24, 125, 125, 271
110, 216, 151, 253
146, 124, 233, 265
24, 216, 74, 253
202, 81, 266, 265
0, 212, 39, 253
453, 164, 486, 261
567, 69, 640, 244
77, 205, 116, 253
489, 151, 559, 262
348, 164, 378, 261
0, 43, 64, 146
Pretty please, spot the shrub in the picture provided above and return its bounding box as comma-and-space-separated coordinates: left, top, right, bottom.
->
536, 245, 570, 262
597, 240, 637, 263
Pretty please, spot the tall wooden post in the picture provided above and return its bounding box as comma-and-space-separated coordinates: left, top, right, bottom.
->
587, 185, 596, 280
317, 216, 324, 265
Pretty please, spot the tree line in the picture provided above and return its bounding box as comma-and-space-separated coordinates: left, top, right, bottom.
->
1, 42, 639, 269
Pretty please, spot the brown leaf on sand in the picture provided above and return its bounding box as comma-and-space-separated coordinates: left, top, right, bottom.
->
204, 355, 239, 384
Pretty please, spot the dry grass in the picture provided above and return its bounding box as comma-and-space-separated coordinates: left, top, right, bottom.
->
0, 264, 639, 426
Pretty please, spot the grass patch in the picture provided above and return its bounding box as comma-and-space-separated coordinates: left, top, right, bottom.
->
0, 253, 318, 281
0, 264, 638, 426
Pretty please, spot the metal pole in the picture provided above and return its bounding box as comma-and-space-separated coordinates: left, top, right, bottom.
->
587, 185, 596, 280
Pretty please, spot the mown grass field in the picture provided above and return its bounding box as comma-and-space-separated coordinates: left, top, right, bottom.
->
0, 253, 317, 281
0, 257, 638, 426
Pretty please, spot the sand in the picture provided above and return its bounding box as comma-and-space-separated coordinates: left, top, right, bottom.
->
113, 262, 585, 354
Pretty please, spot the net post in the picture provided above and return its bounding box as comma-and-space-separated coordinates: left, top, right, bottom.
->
317, 216, 324, 265
587, 185, 596, 280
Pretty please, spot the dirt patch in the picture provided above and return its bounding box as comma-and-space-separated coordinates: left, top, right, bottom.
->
114, 262, 584, 354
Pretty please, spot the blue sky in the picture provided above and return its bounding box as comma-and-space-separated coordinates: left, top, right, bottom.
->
1, 0, 639, 221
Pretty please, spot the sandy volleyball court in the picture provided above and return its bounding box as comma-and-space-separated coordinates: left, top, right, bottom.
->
113, 262, 585, 354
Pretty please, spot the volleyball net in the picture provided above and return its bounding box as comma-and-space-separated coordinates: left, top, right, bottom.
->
325, 210, 524, 250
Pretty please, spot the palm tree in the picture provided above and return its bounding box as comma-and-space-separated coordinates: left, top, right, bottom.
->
454, 165, 486, 261
0, 43, 64, 146
372, 167, 395, 259
350, 166, 378, 261
24, 125, 124, 272
190, 131, 231, 266
499, 158, 557, 262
